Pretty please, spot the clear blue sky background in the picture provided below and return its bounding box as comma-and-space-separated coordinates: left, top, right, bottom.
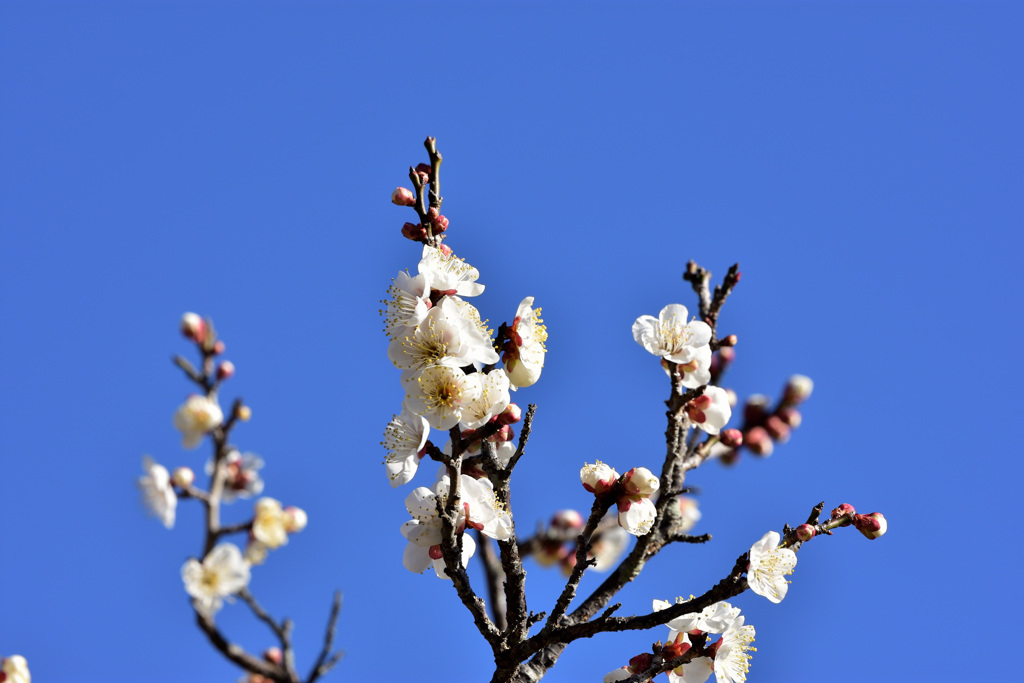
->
2, 2, 1021, 682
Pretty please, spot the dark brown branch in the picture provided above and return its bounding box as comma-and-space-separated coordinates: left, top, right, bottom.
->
506, 404, 537, 473
306, 592, 344, 683
477, 531, 509, 632
195, 608, 290, 682
544, 497, 613, 629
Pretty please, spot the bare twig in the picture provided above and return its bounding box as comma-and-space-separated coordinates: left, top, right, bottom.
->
306, 592, 344, 683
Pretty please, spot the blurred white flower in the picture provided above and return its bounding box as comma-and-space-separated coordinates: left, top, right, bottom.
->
252, 497, 289, 549
1, 655, 30, 683
173, 394, 223, 450
181, 543, 250, 614
137, 456, 176, 529
206, 450, 265, 502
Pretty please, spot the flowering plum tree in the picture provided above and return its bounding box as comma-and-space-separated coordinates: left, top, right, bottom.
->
124, 137, 886, 683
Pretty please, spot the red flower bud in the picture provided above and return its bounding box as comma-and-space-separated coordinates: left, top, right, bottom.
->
391, 187, 416, 206
853, 512, 887, 539
217, 360, 235, 381
764, 415, 791, 442
744, 426, 774, 456
795, 524, 816, 542
720, 428, 743, 448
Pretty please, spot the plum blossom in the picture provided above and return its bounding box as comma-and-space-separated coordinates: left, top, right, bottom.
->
591, 520, 629, 571
418, 245, 484, 297
1, 655, 30, 683
617, 496, 656, 536
252, 497, 290, 549
746, 531, 797, 603
403, 365, 483, 430
684, 386, 732, 436
207, 450, 265, 502
714, 618, 756, 683
381, 270, 432, 340
678, 496, 702, 533
654, 599, 742, 636
502, 297, 547, 389
459, 370, 511, 430
580, 461, 619, 495
603, 667, 633, 683
181, 543, 251, 614
399, 486, 475, 579
173, 394, 223, 449
435, 474, 513, 542
388, 298, 497, 373
138, 456, 176, 529
382, 406, 430, 487
633, 304, 711, 365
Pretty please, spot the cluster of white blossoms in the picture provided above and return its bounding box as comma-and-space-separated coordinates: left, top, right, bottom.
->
580, 463, 663, 537
1, 655, 30, 683
659, 599, 755, 683
382, 245, 547, 577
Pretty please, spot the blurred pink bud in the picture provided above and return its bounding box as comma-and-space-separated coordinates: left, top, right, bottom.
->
496, 403, 522, 425
217, 361, 235, 381
263, 647, 283, 664
853, 512, 887, 539
777, 406, 802, 429
391, 187, 416, 206
718, 346, 736, 364
744, 394, 770, 424
212, 340, 226, 355
180, 312, 206, 343
745, 426, 774, 456
284, 506, 308, 533
171, 466, 195, 488
551, 509, 584, 531
784, 374, 814, 405
764, 415, 791, 443
720, 428, 743, 448
795, 524, 816, 542
559, 549, 577, 576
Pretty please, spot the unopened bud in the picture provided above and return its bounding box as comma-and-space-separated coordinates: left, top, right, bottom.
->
212, 340, 226, 355
622, 467, 660, 497
718, 346, 736, 364
724, 388, 737, 408
853, 512, 887, 539
776, 406, 802, 429
795, 524, 816, 542
559, 549, 577, 576
433, 214, 449, 232
401, 222, 427, 241
720, 428, 743, 448
180, 312, 207, 343
263, 647, 283, 664
764, 415, 791, 443
171, 466, 195, 488
551, 509, 584, 531
719, 334, 738, 347
217, 361, 235, 381
744, 426, 774, 456
391, 187, 416, 206
581, 461, 620, 495
831, 503, 856, 525
784, 374, 814, 405
284, 506, 308, 533
415, 162, 432, 176
534, 541, 567, 567
628, 653, 654, 673
490, 424, 514, 442
497, 403, 522, 425
235, 404, 252, 422
744, 394, 770, 424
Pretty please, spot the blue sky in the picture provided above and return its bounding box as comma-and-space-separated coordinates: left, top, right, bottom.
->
2, 2, 1022, 682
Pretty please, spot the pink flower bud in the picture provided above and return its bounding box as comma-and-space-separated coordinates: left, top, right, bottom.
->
559, 549, 577, 576
551, 509, 584, 531
853, 512, 887, 539
744, 426, 774, 456
171, 466, 195, 488
580, 461, 619, 495
217, 360, 235, 381
764, 415, 791, 443
534, 540, 567, 567
415, 162, 432, 176
776, 406, 802, 429
628, 653, 654, 673
621, 467, 659, 497
719, 334, 738, 347
497, 403, 522, 425
402, 222, 427, 241
744, 394, 770, 424
428, 544, 444, 560
180, 312, 207, 343
263, 647, 283, 664
720, 428, 743, 448
830, 503, 856, 525
490, 425, 514, 442
438, 243, 452, 256
212, 340, 226, 355
718, 346, 736, 364
426, 207, 439, 221
784, 374, 814, 405
795, 524, 816, 542
391, 187, 416, 206
284, 506, 308, 533
433, 214, 449, 232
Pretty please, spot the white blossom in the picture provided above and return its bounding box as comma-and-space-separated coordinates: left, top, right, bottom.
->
381, 270, 433, 339
206, 450, 264, 502
580, 461, 619, 495
591, 521, 629, 571
382, 406, 430, 487
503, 297, 547, 389
436, 474, 513, 542
173, 394, 223, 450
603, 668, 633, 683
460, 370, 511, 429
399, 486, 475, 579
715, 617, 756, 683
252, 497, 289, 549
654, 599, 742, 636
746, 531, 797, 603
418, 245, 484, 297
388, 298, 485, 373
632, 304, 711, 365
684, 386, 732, 436
403, 365, 482, 430
1, 656, 30, 683
181, 543, 251, 614
678, 496, 702, 533
617, 496, 656, 536
668, 654, 715, 683
137, 456, 176, 529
